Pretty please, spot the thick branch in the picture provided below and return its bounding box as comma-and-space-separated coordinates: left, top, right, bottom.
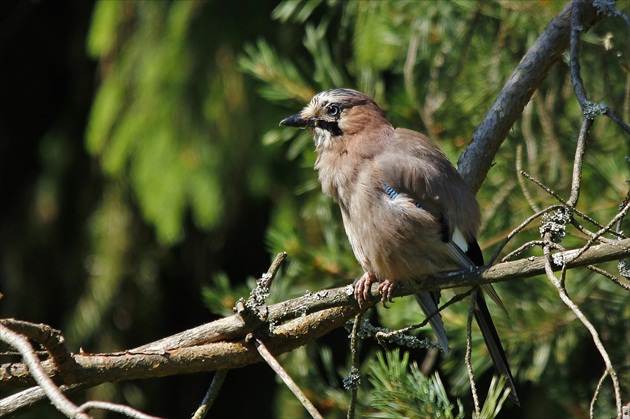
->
0, 238, 628, 397
458, 1, 602, 193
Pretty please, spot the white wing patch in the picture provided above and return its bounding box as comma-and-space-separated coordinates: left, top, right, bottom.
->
452, 227, 469, 252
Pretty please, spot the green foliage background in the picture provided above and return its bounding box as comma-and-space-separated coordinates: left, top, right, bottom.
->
0, 0, 628, 417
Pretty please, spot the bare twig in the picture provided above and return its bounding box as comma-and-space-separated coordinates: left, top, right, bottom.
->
500, 240, 545, 263
191, 370, 229, 419
573, 200, 630, 262
521, 171, 626, 239
570, 0, 630, 135
590, 367, 609, 419
567, 118, 592, 208
376, 288, 474, 339
516, 145, 541, 212
0, 319, 72, 368
247, 252, 287, 310
586, 265, 630, 291
595, 0, 630, 26
261, 252, 287, 290
0, 383, 88, 418
542, 234, 622, 418
0, 327, 161, 419
488, 205, 564, 265
534, 91, 568, 188
345, 313, 363, 419
569, 0, 590, 107
466, 289, 480, 417
571, 218, 613, 243
521, 101, 540, 182
0, 323, 90, 419
253, 336, 323, 419
521, 171, 570, 205
604, 108, 630, 135
78, 401, 164, 419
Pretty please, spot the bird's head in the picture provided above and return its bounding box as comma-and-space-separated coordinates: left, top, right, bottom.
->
280, 88, 390, 150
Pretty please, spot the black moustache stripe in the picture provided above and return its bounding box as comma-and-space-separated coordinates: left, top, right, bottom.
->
316, 120, 343, 136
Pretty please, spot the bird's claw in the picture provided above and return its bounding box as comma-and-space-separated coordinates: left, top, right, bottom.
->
354, 274, 396, 308
354, 272, 376, 308
377, 280, 396, 305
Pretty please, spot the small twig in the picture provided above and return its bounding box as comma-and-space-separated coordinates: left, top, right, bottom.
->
0, 383, 89, 418
571, 219, 613, 244
489, 205, 564, 265
586, 265, 630, 291
570, 0, 630, 135
559, 253, 569, 290
516, 144, 541, 212
362, 320, 440, 351
604, 108, 630, 136
573, 200, 630, 262
533, 238, 630, 290
376, 288, 474, 338
466, 289, 480, 418
595, 0, 630, 26
247, 252, 288, 309
0, 323, 90, 419
521, 171, 626, 239
590, 367, 609, 418
243, 252, 289, 326
253, 336, 323, 419
570, 0, 589, 107
616, 187, 630, 235
500, 240, 545, 263
261, 252, 288, 290
521, 100, 540, 182
522, 171, 570, 205
191, 370, 229, 419
345, 312, 363, 419
542, 234, 622, 418
78, 401, 164, 419
567, 118, 592, 208
0, 319, 72, 368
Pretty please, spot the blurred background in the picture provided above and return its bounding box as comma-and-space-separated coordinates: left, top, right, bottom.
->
0, 0, 628, 417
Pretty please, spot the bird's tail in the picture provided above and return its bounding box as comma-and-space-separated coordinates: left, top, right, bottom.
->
473, 292, 520, 405
415, 291, 449, 353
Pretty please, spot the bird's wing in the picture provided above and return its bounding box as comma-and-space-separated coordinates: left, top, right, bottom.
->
375, 130, 518, 403
376, 128, 481, 244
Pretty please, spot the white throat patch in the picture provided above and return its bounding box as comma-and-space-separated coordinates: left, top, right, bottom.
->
313, 126, 333, 150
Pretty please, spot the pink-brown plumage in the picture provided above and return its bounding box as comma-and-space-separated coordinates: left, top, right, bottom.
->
280, 88, 518, 404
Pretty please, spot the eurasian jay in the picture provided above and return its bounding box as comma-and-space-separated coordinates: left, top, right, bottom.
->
280, 88, 518, 404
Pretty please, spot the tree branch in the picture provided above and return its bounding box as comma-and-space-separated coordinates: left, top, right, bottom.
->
458, 1, 602, 193
0, 238, 628, 406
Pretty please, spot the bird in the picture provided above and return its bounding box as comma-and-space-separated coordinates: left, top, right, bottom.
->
280, 88, 518, 404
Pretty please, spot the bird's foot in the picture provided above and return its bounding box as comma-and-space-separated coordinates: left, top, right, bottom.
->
354, 274, 397, 308
354, 272, 377, 308
377, 279, 396, 304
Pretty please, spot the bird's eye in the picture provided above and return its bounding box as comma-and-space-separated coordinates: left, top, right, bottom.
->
326, 104, 341, 117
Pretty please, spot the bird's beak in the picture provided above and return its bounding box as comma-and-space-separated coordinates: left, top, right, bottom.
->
279, 113, 312, 129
